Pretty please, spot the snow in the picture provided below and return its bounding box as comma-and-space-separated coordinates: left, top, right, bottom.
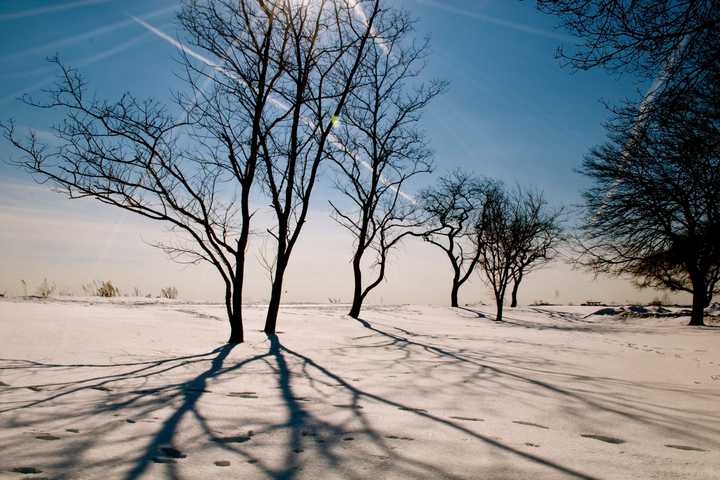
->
0, 299, 718, 479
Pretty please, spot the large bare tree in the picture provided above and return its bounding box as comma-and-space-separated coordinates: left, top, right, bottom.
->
1, 0, 380, 343
258, 0, 382, 333
328, 9, 444, 318
419, 170, 493, 308
577, 68, 720, 326
537, 0, 720, 101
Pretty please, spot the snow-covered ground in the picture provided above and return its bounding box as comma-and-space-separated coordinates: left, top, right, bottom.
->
0, 299, 718, 479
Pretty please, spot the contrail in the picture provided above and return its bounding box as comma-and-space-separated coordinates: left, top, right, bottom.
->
594, 35, 691, 220
411, 0, 572, 42
1, 4, 178, 64
0, 31, 154, 105
0, 0, 111, 22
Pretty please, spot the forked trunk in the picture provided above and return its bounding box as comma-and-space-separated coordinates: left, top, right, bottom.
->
264, 257, 288, 335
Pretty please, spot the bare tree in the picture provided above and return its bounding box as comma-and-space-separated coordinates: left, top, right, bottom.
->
577, 68, 720, 326
328, 9, 443, 318
2, 0, 296, 344
475, 185, 562, 321
508, 192, 563, 307
419, 170, 492, 308
258, 0, 382, 334
537, 0, 720, 101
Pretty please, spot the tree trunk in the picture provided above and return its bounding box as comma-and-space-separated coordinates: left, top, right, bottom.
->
264, 257, 288, 335
689, 284, 706, 326
510, 280, 520, 308
227, 281, 244, 344
224, 284, 243, 344
348, 252, 364, 318
510, 274, 522, 308
495, 291, 504, 322
495, 299, 504, 322
228, 308, 244, 344
450, 281, 460, 308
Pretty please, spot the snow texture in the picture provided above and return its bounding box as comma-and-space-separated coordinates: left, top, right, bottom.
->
0, 299, 718, 479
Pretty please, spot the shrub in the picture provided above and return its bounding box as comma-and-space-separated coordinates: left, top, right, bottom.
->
97, 281, 119, 297
82, 280, 119, 297
36, 278, 56, 298
160, 286, 178, 300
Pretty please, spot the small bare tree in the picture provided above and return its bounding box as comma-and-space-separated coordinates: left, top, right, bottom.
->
475, 185, 560, 321
329, 9, 443, 318
508, 192, 563, 307
419, 170, 493, 308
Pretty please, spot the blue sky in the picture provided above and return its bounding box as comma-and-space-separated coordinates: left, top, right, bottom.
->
0, 0, 658, 304
0, 0, 643, 195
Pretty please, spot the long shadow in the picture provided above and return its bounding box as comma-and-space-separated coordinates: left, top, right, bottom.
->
0, 350, 229, 414
277, 337, 600, 480
347, 315, 720, 445
123, 343, 238, 480
3, 315, 717, 479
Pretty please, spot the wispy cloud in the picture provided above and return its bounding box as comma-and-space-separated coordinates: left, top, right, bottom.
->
411, 0, 572, 42
0, 0, 111, 22
0, 4, 178, 64
0, 31, 154, 105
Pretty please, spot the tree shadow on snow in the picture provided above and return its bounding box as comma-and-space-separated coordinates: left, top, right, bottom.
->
1, 314, 718, 479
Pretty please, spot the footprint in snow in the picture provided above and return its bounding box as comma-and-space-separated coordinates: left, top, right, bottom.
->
513, 421, 550, 430
581, 434, 625, 444
450, 416, 484, 422
665, 444, 707, 452
158, 446, 186, 459
152, 457, 177, 464
90, 386, 111, 392
525, 443, 540, 447
35, 434, 61, 441
398, 407, 428, 413
214, 460, 231, 467
385, 435, 414, 441
215, 434, 252, 444
26, 386, 43, 392
66, 428, 80, 433
228, 391, 258, 398
12, 467, 42, 474
332, 404, 363, 409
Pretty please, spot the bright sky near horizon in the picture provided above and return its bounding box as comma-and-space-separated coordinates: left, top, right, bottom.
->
0, 0, 682, 305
